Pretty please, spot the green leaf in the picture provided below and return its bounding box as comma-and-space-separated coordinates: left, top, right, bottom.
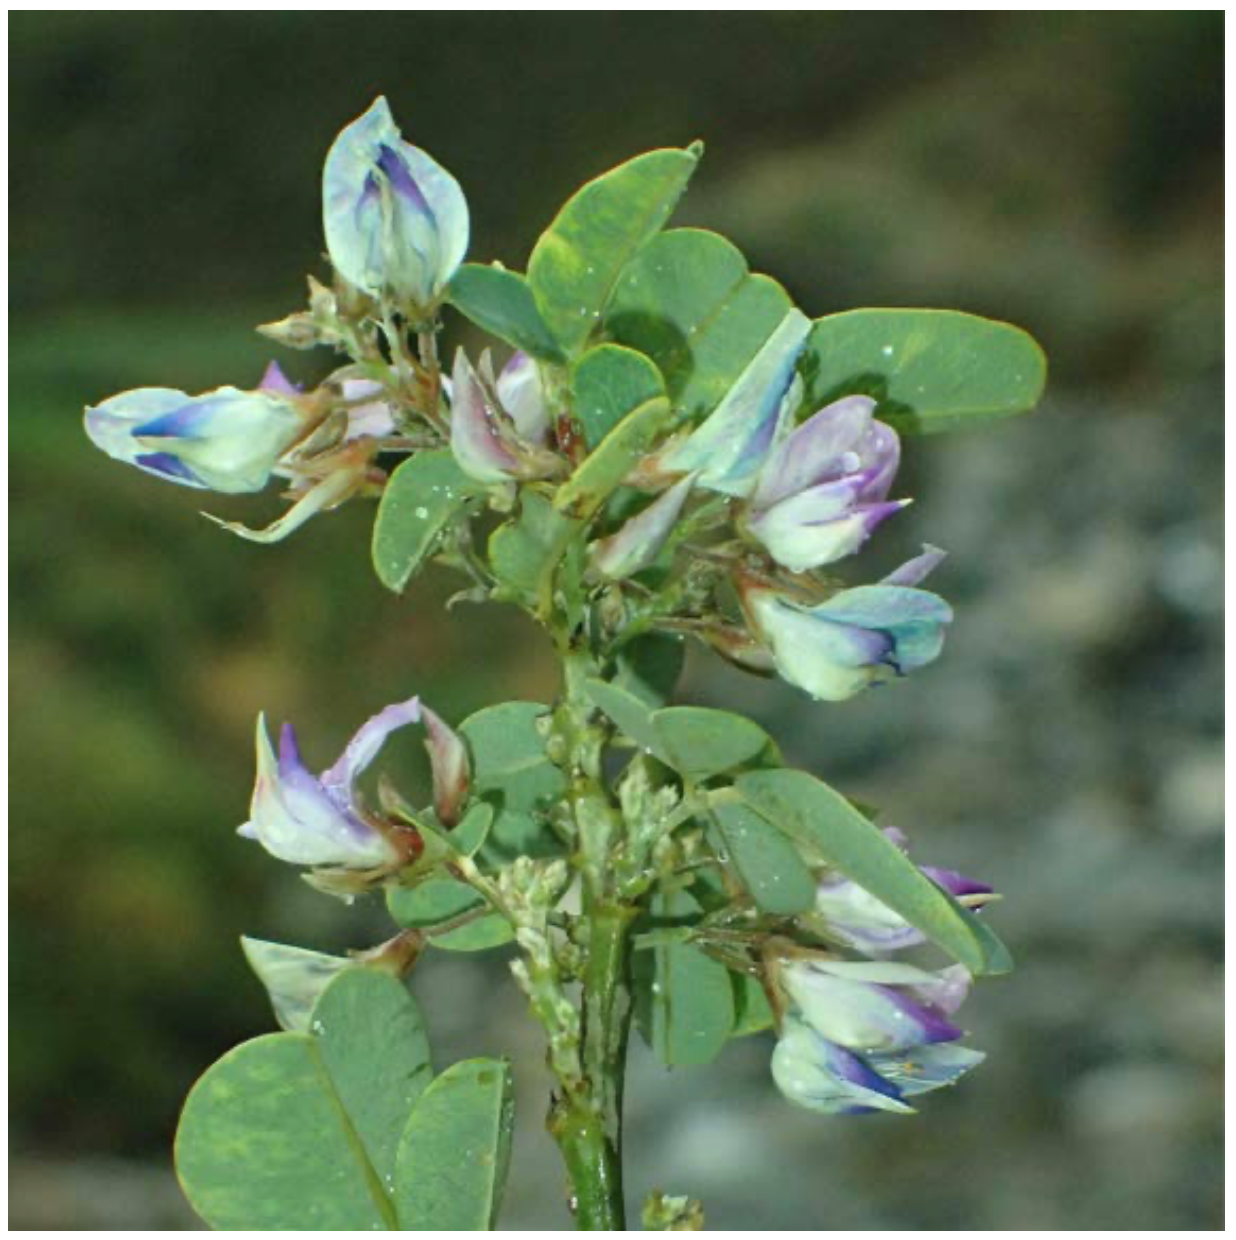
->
387, 878, 514, 953
176, 971, 432, 1230
179, 1036, 392, 1229
459, 701, 567, 861
730, 972, 775, 1037
614, 633, 686, 708
373, 449, 482, 592
553, 396, 672, 521
389, 878, 479, 926
798, 308, 1047, 435
733, 769, 1012, 975
585, 677, 665, 760
709, 795, 816, 916
394, 1058, 515, 1230
488, 489, 582, 614
605, 228, 793, 420
637, 890, 735, 1066
430, 918, 515, 953
528, 145, 702, 357
312, 972, 434, 1188
449, 801, 494, 857
650, 706, 777, 780
570, 343, 666, 449
447, 263, 565, 362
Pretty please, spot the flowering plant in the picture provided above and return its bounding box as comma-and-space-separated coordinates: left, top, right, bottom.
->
87, 97, 1045, 1230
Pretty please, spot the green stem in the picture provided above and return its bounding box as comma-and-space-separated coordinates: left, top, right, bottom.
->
553, 1105, 624, 1231
552, 899, 635, 1230
539, 642, 636, 1229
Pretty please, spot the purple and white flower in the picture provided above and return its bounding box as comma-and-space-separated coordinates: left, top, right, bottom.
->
744, 395, 907, 572
84, 384, 307, 494
739, 547, 953, 701
323, 96, 469, 310
769, 818, 994, 1118
656, 312, 907, 574
240, 696, 425, 869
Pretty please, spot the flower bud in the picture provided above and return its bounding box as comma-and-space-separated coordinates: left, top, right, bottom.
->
84, 385, 307, 493
322, 96, 468, 312
259, 276, 348, 350
659, 308, 810, 496
591, 475, 694, 580
421, 705, 470, 827
256, 312, 323, 351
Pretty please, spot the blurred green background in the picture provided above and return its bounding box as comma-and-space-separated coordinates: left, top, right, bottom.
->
10, 12, 1222, 1230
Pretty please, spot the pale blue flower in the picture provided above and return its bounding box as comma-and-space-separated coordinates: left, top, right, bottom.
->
84, 385, 306, 494
323, 96, 468, 310
772, 1017, 914, 1115
773, 1016, 984, 1116
740, 548, 952, 701
770, 813, 991, 1118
